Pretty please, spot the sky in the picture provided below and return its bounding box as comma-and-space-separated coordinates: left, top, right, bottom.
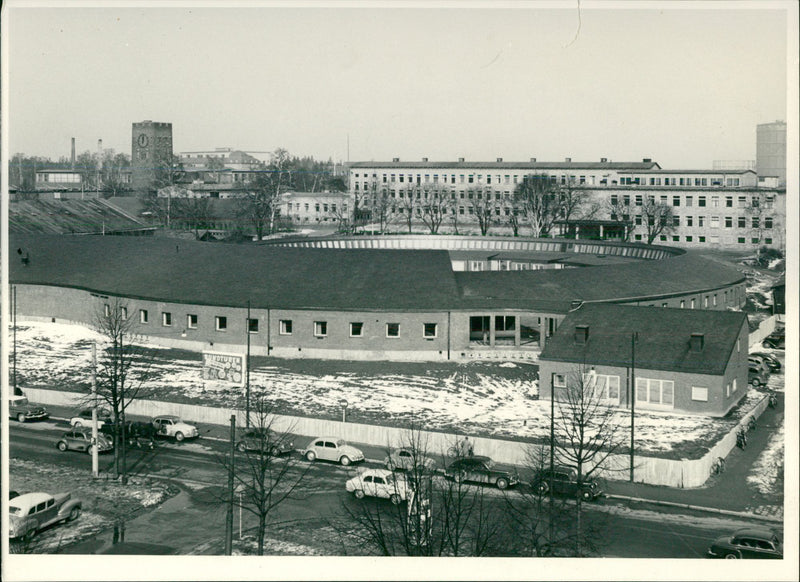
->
3, 2, 792, 169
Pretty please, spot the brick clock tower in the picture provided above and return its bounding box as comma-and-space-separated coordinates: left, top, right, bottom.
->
131, 120, 173, 193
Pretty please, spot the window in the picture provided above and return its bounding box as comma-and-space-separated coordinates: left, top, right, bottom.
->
698, 196, 706, 207
726, 383, 730, 397
386, 323, 400, 338
635, 378, 674, 407
121, 307, 128, 320
162, 312, 172, 326
672, 235, 679, 242
672, 216, 680, 227
725, 216, 732, 228
699, 236, 706, 243
704, 296, 709, 308
691, 387, 708, 402
690, 298, 696, 309
672, 196, 680, 206
726, 196, 733, 207
698, 216, 705, 227
247, 318, 259, 333
752, 217, 760, 228
423, 323, 438, 338
738, 237, 746, 244
685, 216, 693, 227
765, 217, 773, 229
738, 196, 747, 208
685, 236, 693, 242
553, 374, 566, 388
765, 238, 772, 244
635, 194, 643, 206
495, 316, 516, 331
738, 216, 746, 228
314, 321, 327, 337
752, 237, 760, 244
583, 373, 621, 401
140, 309, 149, 324
685, 196, 693, 207
710, 216, 719, 228
732, 378, 737, 392
712, 196, 719, 207
104, 304, 110, 316
350, 322, 363, 337
680, 300, 685, 308
279, 320, 292, 335
187, 314, 198, 329
216, 316, 227, 331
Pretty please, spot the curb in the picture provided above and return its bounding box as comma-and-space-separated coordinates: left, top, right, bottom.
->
606, 494, 783, 524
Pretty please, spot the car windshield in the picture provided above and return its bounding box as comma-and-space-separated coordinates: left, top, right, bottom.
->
8, 505, 21, 515
13, 398, 29, 406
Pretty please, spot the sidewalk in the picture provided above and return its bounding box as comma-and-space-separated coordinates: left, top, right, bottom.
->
39, 393, 784, 524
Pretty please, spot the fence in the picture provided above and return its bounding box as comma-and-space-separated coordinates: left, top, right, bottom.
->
22, 388, 768, 488
749, 315, 778, 349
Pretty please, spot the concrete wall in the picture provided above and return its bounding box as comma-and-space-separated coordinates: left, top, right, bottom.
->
20, 388, 769, 488
748, 315, 778, 349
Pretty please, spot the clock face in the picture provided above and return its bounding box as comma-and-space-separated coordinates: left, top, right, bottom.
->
137, 134, 149, 148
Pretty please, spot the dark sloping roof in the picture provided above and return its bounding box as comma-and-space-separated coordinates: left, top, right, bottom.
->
9, 235, 460, 311
350, 161, 661, 170
538, 303, 747, 375
8, 200, 148, 235
454, 253, 745, 312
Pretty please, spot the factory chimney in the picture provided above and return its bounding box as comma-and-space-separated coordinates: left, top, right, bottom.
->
71, 138, 76, 169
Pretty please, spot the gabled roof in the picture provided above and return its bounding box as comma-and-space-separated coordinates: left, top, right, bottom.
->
539, 303, 747, 375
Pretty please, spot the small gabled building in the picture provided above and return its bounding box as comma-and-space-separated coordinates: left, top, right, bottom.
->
538, 303, 749, 416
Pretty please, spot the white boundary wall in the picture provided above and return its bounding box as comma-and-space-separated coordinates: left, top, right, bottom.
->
22, 388, 769, 488
749, 314, 779, 349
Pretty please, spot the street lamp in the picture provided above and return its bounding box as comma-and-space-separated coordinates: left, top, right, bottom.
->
246, 300, 251, 429
629, 331, 638, 483
339, 399, 349, 423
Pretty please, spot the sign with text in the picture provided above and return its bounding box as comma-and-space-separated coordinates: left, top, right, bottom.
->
202, 351, 246, 385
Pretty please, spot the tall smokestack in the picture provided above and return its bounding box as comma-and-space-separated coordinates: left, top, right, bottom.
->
71, 138, 76, 168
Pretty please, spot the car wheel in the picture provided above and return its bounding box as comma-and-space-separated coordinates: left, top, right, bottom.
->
57, 441, 68, 452
536, 483, 548, 495
353, 489, 365, 499
496, 478, 509, 490
17, 413, 27, 423
236, 442, 247, 453
389, 494, 401, 505
175, 432, 185, 442
87, 445, 96, 456
68, 506, 81, 521
724, 552, 740, 559
582, 490, 592, 501
22, 528, 36, 542
750, 378, 761, 387
305, 451, 316, 462
340, 456, 352, 467
74, 420, 83, 428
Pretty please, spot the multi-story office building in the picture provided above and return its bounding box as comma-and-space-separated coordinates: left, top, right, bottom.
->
281, 191, 349, 225
131, 120, 174, 193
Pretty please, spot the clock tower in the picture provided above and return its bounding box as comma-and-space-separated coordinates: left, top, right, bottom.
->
131, 120, 173, 193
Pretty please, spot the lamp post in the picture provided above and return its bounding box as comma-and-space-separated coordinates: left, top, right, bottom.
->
12, 285, 18, 395
246, 300, 251, 429
629, 332, 638, 483
549, 372, 556, 548
339, 399, 349, 423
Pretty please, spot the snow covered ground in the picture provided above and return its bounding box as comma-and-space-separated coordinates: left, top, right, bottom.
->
14, 320, 775, 459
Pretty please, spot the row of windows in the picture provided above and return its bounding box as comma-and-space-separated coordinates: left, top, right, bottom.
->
644, 234, 775, 245
286, 202, 348, 213
612, 213, 774, 229
136, 309, 258, 333
611, 193, 773, 209
280, 320, 438, 339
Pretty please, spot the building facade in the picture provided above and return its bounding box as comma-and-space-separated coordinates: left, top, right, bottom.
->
131, 120, 174, 194
281, 191, 349, 225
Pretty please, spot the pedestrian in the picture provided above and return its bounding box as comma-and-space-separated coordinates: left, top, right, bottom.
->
460, 436, 473, 457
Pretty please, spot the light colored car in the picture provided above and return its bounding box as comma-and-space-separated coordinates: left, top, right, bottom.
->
383, 448, 436, 472
152, 415, 199, 442
9, 395, 49, 423
302, 437, 365, 466
56, 429, 114, 454
346, 468, 410, 504
70, 408, 112, 429
8, 491, 82, 540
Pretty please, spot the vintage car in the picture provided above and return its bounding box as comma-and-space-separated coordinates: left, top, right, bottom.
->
235, 429, 294, 455
9, 395, 49, 423
345, 468, 410, 504
302, 437, 365, 466
56, 428, 114, 454
8, 491, 82, 540
444, 455, 519, 490
70, 408, 112, 429
383, 448, 437, 472
531, 466, 604, 501
152, 415, 199, 442
707, 527, 783, 559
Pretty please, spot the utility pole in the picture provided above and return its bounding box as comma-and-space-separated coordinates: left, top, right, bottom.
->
224, 414, 236, 555
119, 332, 127, 485
12, 285, 18, 395
92, 342, 99, 477
630, 332, 637, 483
246, 300, 251, 429
549, 372, 555, 549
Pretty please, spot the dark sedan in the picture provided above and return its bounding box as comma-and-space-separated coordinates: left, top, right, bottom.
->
761, 331, 785, 350
750, 352, 782, 372
707, 527, 782, 559
531, 466, 603, 501
444, 456, 519, 490
236, 429, 294, 456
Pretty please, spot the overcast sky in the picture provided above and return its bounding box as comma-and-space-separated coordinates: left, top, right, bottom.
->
4, 2, 791, 168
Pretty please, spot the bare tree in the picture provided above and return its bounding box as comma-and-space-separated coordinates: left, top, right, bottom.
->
419, 187, 452, 234
398, 183, 419, 234
469, 185, 495, 236
171, 191, 213, 239
93, 298, 155, 484
237, 148, 293, 239
513, 174, 562, 238
363, 179, 395, 234
217, 393, 308, 555
639, 195, 674, 244
602, 197, 634, 242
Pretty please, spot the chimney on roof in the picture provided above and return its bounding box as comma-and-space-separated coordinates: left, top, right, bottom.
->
422, 157, 428, 162
458, 157, 465, 163
565, 157, 572, 163
392, 157, 400, 163
497, 157, 503, 162
71, 138, 76, 168
643, 158, 652, 163
530, 157, 537, 163
689, 333, 704, 352
574, 325, 589, 345
600, 157, 607, 163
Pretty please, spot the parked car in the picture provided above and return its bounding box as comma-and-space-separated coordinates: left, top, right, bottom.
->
761, 331, 785, 350
302, 437, 365, 466
8, 491, 82, 541
70, 408, 112, 429
56, 429, 114, 454
9, 395, 49, 423
383, 448, 436, 472
748, 357, 771, 376
750, 352, 782, 373
748, 364, 769, 387
444, 455, 519, 490
236, 429, 294, 456
345, 468, 410, 504
531, 466, 603, 501
707, 527, 783, 559
152, 415, 199, 442
9, 490, 21, 500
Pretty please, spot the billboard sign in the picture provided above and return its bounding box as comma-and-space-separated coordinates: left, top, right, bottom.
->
202, 351, 246, 385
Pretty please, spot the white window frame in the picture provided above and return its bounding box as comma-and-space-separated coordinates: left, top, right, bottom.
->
583, 372, 621, 402
732, 378, 737, 393
553, 374, 566, 388
121, 307, 128, 320
247, 318, 259, 334
350, 322, 364, 338
215, 316, 227, 331
691, 386, 708, 402
162, 312, 172, 327
187, 314, 198, 329
279, 319, 292, 335
104, 304, 111, 317
314, 321, 328, 337
635, 378, 675, 408
386, 323, 400, 338
140, 309, 149, 324
423, 323, 438, 339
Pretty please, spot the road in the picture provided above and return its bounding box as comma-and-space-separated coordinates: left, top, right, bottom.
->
8, 419, 781, 557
